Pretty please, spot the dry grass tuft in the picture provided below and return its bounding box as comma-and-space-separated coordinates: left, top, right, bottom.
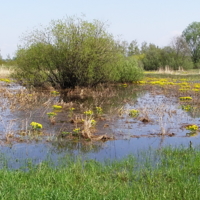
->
0, 66, 13, 78
157, 66, 184, 74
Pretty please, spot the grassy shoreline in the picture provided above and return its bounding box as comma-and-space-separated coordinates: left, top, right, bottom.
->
0, 147, 200, 199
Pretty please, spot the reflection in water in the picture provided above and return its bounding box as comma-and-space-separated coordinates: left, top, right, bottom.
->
50, 139, 106, 154
186, 131, 198, 137
0, 136, 197, 169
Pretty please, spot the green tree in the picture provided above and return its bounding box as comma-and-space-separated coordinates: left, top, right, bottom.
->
182, 22, 200, 67
113, 56, 143, 83
127, 40, 140, 57
140, 43, 162, 70
116, 40, 129, 56
15, 16, 131, 89
169, 36, 193, 69
140, 39, 193, 71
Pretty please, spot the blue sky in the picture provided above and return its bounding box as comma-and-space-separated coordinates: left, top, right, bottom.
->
1, 0, 200, 59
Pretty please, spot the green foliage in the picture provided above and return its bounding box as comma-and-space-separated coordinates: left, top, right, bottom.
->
141, 43, 162, 70
112, 57, 144, 83
182, 22, 200, 66
140, 41, 193, 70
14, 44, 49, 87
160, 45, 193, 70
127, 40, 140, 57
15, 16, 132, 89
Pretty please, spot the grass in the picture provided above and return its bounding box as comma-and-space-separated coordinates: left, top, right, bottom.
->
0, 147, 200, 199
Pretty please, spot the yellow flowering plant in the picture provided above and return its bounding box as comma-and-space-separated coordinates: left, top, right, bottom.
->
181, 105, 192, 112
129, 109, 139, 117
186, 125, 198, 132
179, 97, 192, 101
53, 105, 62, 109
0, 78, 11, 83
72, 128, 81, 136
47, 112, 57, 124
192, 89, 200, 92
47, 112, 57, 118
30, 122, 43, 130
51, 91, 60, 95
84, 110, 93, 116
194, 84, 200, 89
136, 81, 146, 84
96, 107, 103, 116
91, 119, 97, 126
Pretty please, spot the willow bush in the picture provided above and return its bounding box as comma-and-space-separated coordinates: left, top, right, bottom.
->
14, 16, 143, 88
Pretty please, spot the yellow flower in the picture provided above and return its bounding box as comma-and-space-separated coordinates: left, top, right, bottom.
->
194, 84, 200, 89
186, 125, 198, 131
84, 110, 93, 115
96, 107, 103, 115
53, 105, 62, 109
137, 81, 146, 84
73, 128, 80, 133
47, 112, 57, 117
192, 89, 199, 92
0, 78, 11, 83
181, 105, 194, 112
129, 109, 139, 117
51, 91, 60, 95
30, 122, 43, 129
179, 96, 192, 101
91, 119, 97, 126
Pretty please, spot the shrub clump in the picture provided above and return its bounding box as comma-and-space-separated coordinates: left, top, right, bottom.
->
14, 16, 143, 89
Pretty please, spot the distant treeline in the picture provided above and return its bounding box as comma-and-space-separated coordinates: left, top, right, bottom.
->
118, 21, 200, 70
119, 37, 193, 71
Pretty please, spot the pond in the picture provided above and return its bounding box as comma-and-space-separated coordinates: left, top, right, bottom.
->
0, 76, 200, 168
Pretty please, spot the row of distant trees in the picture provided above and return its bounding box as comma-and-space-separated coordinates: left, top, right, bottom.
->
120, 21, 200, 70
120, 37, 193, 71
1, 18, 200, 89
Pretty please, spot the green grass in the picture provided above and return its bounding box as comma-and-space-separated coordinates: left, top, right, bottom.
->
0, 147, 200, 199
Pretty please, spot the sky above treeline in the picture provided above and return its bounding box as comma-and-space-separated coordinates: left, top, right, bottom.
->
1, 0, 200, 59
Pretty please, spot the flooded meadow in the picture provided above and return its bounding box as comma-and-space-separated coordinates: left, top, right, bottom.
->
1, 75, 200, 168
